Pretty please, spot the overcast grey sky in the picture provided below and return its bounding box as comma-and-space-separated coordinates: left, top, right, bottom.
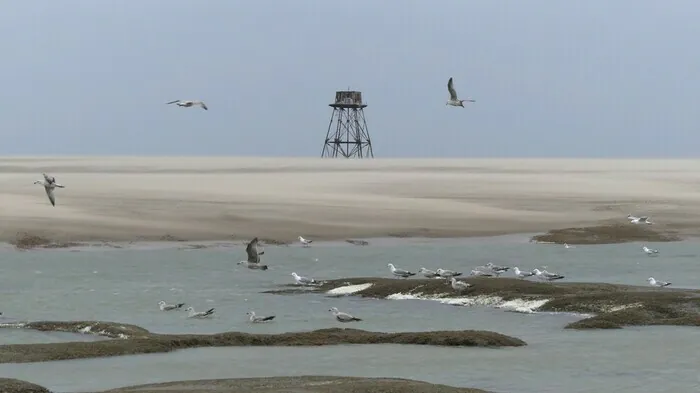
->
1, 1, 697, 157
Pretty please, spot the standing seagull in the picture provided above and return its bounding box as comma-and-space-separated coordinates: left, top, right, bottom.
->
449, 277, 472, 292
513, 267, 534, 279
387, 263, 416, 278
436, 268, 462, 278
246, 311, 275, 323
33, 173, 65, 206
419, 267, 440, 278
532, 268, 565, 281
291, 272, 318, 286
647, 277, 672, 287
446, 77, 475, 108
298, 236, 313, 247
166, 100, 208, 110
329, 307, 362, 322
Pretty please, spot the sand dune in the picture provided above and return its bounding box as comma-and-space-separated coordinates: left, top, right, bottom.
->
1, 157, 699, 243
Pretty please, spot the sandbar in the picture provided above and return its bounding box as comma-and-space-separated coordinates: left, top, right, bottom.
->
1, 157, 698, 243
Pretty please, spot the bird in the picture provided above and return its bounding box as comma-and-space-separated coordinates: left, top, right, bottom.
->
647, 277, 671, 287
628, 214, 653, 225
246, 311, 275, 323
642, 246, 659, 256
446, 77, 475, 108
436, 268, 462, 278
470, 269, 494, 277
419, 267, 440, 278
291, 272, 317, 286
532, 268, 565, 281
449, 277, 472, 292
158, 301, 185, 311
329, 307, 362, 322
513, 267, 534, 279
564, 243, 575, 249
298, 236, 313, 247
33, 173, 65, 207
245, 237, 265, 263
166, 100, 208, 110
387, 263, 416, 278
485, 262, 510, 277
185, 306, 215, 319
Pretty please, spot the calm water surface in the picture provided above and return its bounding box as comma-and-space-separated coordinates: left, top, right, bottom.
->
0, 235, 699, 393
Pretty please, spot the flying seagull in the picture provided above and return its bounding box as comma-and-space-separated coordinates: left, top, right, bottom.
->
387, 263, 416, 278
446, 77, 475, 108
34, 173, 65, 206
298, 236, 313, 247
329, 307, 362, 322
627, 214, 653, 225
166, 100, 208, 110
185, 306, 215, 319
246, 311, 275, 323
158, 301, 185, 311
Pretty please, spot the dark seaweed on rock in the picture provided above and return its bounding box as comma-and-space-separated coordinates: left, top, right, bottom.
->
1, 376, 493, 393
0, 324, 525, 363
531, 224, 681, 245
0, 378, 51, 393
309, 277, 700, 330
11, 232, 83, 250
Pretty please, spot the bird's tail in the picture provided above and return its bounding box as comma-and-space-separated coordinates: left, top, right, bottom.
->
263, 316, 275, 321
176, 303, 185, 308
352, 317, 363, 321
205, 308, 215, 315
261, 265, 269, 270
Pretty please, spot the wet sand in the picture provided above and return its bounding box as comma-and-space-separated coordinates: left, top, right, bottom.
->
1, 157, 699, 243
0, 376, 491, 393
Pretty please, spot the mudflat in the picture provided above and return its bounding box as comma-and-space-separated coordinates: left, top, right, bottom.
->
1, 157, 698, 243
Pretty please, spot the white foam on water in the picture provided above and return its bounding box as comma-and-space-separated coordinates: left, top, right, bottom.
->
386, 292, 551, 314
326, 283, 373, 295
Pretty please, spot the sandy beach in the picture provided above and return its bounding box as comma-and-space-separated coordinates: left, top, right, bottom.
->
1, 157, 699, 243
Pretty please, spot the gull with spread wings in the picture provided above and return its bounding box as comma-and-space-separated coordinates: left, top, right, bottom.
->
446, 77, 475, 108
166, 100, 208, 110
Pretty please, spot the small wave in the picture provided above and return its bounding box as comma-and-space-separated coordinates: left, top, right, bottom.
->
326, 283, 373, 296
386, 292, 551, 314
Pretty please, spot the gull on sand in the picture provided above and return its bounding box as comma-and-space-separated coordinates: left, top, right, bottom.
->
166, 99, 208, 110
329, 307, 362, 322
246, 311, 275, 323
158, 301, 185, 311
446, 77, 475, 108
647, 277, 671, 287
449, 277, 472, 292
642, 246, 659, 256
34, 173, 65, 207
628, 214, 653, 225
419, 267, 440, 278
298, 236, 312, 247
185, 306, 215, 319
436, 268, 462, 278
291, 272, 317, 286
513, 267, 534, 279
388, 263, 416, 278
532, 268, 565, 281
238, 237, 268, 270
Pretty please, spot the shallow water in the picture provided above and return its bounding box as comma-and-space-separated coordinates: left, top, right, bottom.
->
0, 235, 699, 392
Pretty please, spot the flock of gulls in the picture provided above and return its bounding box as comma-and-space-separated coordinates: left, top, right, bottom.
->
31, 170, 671, 322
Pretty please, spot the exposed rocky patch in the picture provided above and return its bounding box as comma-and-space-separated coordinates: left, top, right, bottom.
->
531, 224, 681, 245
0, 376, 492, 393
11, 232, 84, 250
271, 277, 700, 330
0, 323, 524, 363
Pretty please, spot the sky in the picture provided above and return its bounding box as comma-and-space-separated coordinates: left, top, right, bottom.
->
1, 0, 698, 158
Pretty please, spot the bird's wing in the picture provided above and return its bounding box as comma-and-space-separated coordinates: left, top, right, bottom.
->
337, 312, 354, 321
45, 187, 56, 206
199, 102, 208, 110
447, 77, 458, 100
639, 216, 649, 220
166, 100, 180, 105
246, 238, 260, 263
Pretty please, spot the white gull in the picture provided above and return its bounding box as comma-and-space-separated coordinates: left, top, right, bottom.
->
329, 307, 362, 322
642, 246, 659, 256
185, 306, 215, 319
446, 77, 475, 108
449, 277, 472, 292
298, 236, 313, 247
388, 263, 416, 278
513, 267, 534, 279
647, 277, 671, 287
532, 268, 565, 281
33, 173, 65, 207
166, 99, 208, 110
436, 268, 462, 278
246, 311, 275, 323
419, 267, 440, 278
628, 214, 653, 225
158, 301, 185, 311
291, 272, 317, 286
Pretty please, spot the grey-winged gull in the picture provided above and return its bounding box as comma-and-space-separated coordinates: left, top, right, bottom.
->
185, 306, 215, 318
647, 277, 671, 287
33, 173, 65, 207
246, 311, 275, 323
446, 77, 476, 108
532, 268, 564, 281
291, 272, 317, 286
329, 307, 362, 322
387, 263, 416, 278
166, 99, 208, 110
158, 301, 185, 311
436, 268, 462, 278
